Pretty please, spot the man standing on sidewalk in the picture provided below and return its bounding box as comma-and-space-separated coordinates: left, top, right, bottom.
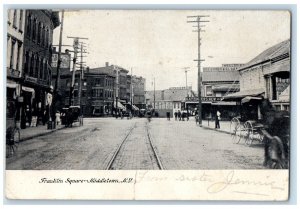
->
215, 110, 221, 129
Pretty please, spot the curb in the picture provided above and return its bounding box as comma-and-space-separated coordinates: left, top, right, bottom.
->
20, 126, 65, 142
202, 125, 231, 135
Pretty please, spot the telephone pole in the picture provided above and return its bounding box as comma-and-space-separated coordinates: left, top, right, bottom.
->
67, 36, 88, 106
153, 77, 156, 114
52, 10, 64, 127
183, 67, 190, 113
187, 15, 209, 127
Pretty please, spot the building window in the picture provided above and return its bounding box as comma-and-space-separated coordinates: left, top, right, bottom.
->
43, 62, 47, 80
19, 10, 23, 31
32, 18, 37, 41
29, 55, 34, 76
13, 10, 17, 28
39, 59, 43, 79
15, 42, 22, 71
26, 14, 31, 37
206, 86, 212, 96
7, 10, 11, 24
37, 22, 42, 44
45, 27, 49, 47
35, 56, 39, 78
41, 25, 45, 46
10, 39, 16, 69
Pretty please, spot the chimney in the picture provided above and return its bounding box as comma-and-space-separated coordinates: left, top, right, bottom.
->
105, 62, 109, 67
161, 90, 164, 100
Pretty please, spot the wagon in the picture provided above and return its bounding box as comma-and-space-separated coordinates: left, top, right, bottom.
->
229, 102, 289, 169
64, 106, 83, 127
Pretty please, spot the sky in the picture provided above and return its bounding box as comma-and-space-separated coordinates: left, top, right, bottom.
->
52, 10, 290, 91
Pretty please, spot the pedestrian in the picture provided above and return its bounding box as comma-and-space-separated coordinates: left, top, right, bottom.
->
182, 111, 185, 121
166, 112, 170, 121
215, 110, 221, 129
55, 111, 61, 126
174, 111, 178, 121
178, 110, 182, 121
187, 111, 189, 121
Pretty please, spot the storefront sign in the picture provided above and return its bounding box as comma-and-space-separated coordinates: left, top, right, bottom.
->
51, 54, 71, 69
186, 97, 222, 102
24, 76, 38, 83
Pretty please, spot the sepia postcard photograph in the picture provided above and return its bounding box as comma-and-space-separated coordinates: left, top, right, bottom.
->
4, 7, 292, 201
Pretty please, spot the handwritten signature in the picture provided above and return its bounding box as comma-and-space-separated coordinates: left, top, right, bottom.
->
136, 170, 285, 194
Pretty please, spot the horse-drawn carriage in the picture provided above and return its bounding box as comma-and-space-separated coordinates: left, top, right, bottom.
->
230, 99, 289, 169
61, 106, 83, 127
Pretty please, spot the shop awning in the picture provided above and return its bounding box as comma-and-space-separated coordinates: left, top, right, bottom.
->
114, 101, 126, 110
22, 86, 35, 93
222, 88, 265, 101
211, 101, 237, 106
132, 104, 139, 111
241, 96, 263, 104
7, 83, 19, 89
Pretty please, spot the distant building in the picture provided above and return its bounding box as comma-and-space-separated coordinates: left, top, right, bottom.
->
84, 67, 115, 116
132, 76, 146, 109
146, 86, 193, 117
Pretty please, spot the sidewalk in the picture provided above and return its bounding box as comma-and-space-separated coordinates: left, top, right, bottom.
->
19, 124, 65, 141
201, 119, 232, 134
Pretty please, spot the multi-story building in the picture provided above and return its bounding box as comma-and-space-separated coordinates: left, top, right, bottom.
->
132, 75, 146, 109
224, 39, 290, 120
6, 9, 26, 127
184, 64, 242, 120
85, 68, 115, 116
20, 10, 60, 128
91, 62, 129, 109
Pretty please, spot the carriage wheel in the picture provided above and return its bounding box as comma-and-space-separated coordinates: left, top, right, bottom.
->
244, 121, 254, 146
230, 117, 241, 144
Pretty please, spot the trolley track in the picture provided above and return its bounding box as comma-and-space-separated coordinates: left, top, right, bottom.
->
106, 120, 164, 170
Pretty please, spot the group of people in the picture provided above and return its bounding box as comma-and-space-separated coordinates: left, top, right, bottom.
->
174, 110, 190, 121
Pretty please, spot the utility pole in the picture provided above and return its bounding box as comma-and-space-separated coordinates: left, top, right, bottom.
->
153, 77, 155, 114
67, 36, 88, 106
52, 10, 64, 127
187, 15, 209, 127
183, 67, 190, 114
130, 68, 133, 113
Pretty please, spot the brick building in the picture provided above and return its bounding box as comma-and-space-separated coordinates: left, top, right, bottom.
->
16, 10, 59, 128
224, 39, 290, 120
84, 68, 115, 116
